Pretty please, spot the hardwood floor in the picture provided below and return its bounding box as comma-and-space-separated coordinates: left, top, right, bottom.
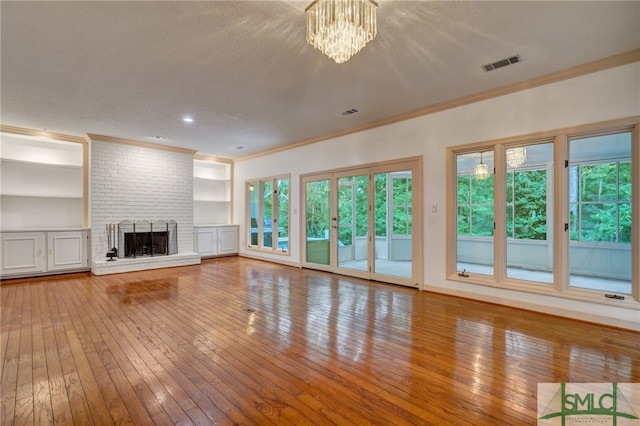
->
1, 257, 638, 425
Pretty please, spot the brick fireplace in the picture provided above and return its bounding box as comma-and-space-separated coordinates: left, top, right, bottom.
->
90, 137, 200, 275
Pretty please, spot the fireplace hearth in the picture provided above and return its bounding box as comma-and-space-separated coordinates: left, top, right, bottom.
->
117, 220, 178, 258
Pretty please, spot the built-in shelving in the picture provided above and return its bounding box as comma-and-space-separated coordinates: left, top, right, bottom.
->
1, 132, 85, 229
193, 158, 232, 225
1, 159, 82, 198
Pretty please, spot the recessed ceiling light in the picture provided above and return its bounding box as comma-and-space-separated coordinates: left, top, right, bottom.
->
183, 117, 194, 123
151, 135, 163, 140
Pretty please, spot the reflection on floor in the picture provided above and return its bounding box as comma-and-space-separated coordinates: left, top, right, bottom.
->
457, 262, 631, 294
326, 259, 630, 294
338, 259, 412, 278
2, 257, 637, 425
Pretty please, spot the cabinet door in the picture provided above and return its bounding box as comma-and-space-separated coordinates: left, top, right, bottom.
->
217, 226, 239, 255
194, 227, 218, 256
47, 231, 88, 271
1, 232, 46, 275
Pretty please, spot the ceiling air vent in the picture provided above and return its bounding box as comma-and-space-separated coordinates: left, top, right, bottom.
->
482, 55, 521, 72
341, 108, 359, 116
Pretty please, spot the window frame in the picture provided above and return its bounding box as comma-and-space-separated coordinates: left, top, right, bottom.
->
446, 117, 639, 307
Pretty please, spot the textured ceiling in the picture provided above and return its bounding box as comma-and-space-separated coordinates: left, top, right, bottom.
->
1, 1, 639, 159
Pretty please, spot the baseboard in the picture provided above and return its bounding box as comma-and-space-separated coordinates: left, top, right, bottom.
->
422, 284, 640, 332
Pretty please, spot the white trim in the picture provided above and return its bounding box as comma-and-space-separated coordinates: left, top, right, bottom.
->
423, 284, 640, 331
92, 253, 201, 275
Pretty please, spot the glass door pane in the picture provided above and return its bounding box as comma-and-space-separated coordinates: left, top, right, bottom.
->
302, 159, 421, 287
373, 171, 413, 278
337, 173, 368, 272
304, 178, 331, 266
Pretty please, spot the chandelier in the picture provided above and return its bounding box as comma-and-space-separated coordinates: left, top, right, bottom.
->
305, 0, 378, 64
506, 147, 527, 168
474, 152, 491, 180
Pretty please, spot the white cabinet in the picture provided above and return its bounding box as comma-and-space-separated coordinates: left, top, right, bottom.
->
1, 230, 89, 278
47, 231, 89, 271
1, 232, 46, 275
193, 159, 232, 225
194, 227, 218, 255
193, 225, 239, 258
217, 226, 239, 255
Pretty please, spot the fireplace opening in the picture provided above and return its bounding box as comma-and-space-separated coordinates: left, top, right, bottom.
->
118, 220, 178, 258
123, 231, 168, 257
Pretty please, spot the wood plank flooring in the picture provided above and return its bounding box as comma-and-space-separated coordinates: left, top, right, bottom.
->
1, 257, 638, 425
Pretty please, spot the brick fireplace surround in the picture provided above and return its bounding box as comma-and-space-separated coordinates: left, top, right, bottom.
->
90, 137, 200, 275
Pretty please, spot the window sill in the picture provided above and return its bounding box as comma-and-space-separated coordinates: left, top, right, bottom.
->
447, 272, 639, 310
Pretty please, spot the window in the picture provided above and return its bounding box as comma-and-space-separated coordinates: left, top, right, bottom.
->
569, 161, 631, 244
506, 169, 548, 240
448, 120, 637, 304
276, 178, 290, 251
246, 175, 290, 253
456, 151, 494, 276
457, 173, 495, 237
505, 142, 554, 284
569, 131, 632, 294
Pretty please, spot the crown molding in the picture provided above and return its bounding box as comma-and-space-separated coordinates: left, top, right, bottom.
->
0, 125, 87, 144
236, 49, 640, 162
87, 134, 197, 155
194, 153, 234, 164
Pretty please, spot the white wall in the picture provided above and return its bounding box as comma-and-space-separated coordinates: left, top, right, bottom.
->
90, 140, 194, 262
233, 62, 640, 330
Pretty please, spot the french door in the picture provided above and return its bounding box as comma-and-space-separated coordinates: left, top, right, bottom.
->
301, 159, 422, 288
